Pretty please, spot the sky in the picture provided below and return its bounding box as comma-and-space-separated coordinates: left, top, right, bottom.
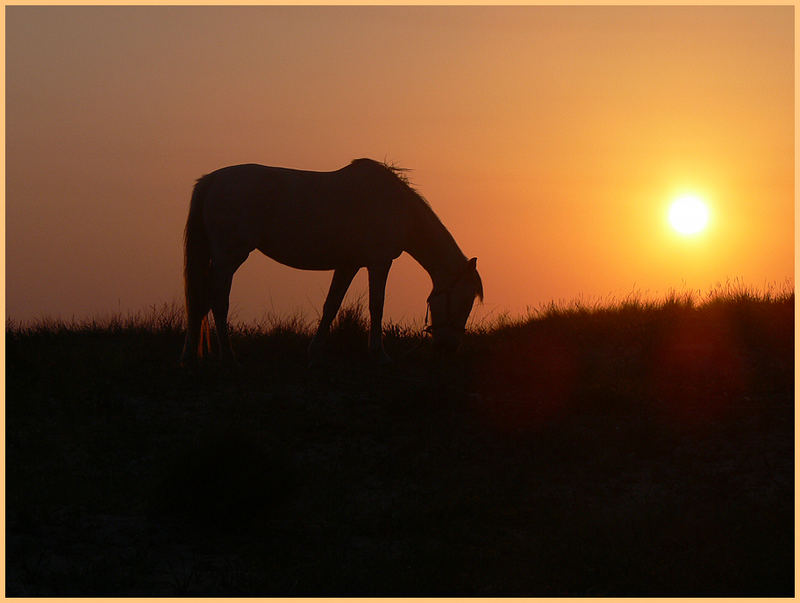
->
5, 6, 794, 326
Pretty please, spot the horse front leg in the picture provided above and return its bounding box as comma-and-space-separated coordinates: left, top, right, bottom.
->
308, 266, 359, 366
367, 260, 392, 365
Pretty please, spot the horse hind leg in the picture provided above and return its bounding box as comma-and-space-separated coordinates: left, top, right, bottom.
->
209, 253, 247, 365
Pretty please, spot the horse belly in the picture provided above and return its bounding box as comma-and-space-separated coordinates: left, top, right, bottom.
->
256, 195, 403, 269
256, 235, 348, 270
256, 221, 399, 270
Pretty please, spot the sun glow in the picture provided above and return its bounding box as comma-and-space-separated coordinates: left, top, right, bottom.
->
668, 195, 710, 235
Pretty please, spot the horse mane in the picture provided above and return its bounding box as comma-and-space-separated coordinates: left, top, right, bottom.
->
349, 158, 431, 208
352, 159, 456, 256
349, 158, 482, 302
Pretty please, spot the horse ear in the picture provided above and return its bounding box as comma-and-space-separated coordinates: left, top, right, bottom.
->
468, 257, 477, 270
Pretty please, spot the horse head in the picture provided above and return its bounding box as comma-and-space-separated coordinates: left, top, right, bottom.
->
426, 257, 483, 352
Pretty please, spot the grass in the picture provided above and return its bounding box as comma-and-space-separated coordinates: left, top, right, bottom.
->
5, 284, 795, 596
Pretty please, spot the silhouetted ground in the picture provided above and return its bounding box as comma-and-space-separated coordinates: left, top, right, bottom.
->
6, 290, 794, 596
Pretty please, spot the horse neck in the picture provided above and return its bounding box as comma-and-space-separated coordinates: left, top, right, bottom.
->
404, 198, 466, 289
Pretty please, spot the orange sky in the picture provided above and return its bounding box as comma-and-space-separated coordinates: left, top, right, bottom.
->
6, 6, 794, 326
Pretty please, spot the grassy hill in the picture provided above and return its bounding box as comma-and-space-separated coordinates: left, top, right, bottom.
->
5, 287, 794, 596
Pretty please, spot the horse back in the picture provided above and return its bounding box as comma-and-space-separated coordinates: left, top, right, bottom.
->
200, 162, 410, 269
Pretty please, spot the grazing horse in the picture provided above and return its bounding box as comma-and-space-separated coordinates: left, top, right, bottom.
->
180, 158, 483, 366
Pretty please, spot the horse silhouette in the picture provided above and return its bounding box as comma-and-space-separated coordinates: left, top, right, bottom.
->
180, 158, 483, 366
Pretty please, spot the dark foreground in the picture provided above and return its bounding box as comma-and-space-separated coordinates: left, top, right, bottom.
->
6, 293, 794, 596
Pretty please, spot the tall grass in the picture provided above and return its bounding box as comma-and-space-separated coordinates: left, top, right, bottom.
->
472, 279, 793, 333
6, 279, 793, 339
6, 279, 793, 596
6, 301, 186, 336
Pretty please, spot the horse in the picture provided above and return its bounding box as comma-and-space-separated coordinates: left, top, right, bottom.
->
180, 158, 483, 366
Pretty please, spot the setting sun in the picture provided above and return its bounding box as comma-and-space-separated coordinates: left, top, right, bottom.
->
668, 195, 710, 236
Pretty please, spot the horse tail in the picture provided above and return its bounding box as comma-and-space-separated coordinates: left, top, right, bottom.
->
183, 174, 213, 358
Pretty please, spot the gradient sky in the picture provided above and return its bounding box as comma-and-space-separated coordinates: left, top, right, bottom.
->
6, 6, 794, 326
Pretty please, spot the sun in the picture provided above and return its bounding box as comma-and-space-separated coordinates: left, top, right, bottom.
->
668, 194, 710, 235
